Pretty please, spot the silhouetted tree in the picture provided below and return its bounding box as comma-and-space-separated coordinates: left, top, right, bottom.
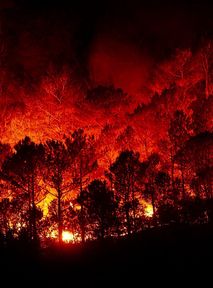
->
175, 131, 213, 199
110, 150, 141, 235
169, 110, 191, 199
43, 140, 71, 243
142, 153, 160, 219
67, 129, 97, 243
0, 198, 10, 236
86, 179, 117, 239
190, 91, 213, 134
155, 171, 171, 200
200, 40, 213, 98
0, 142, 11, 168
180, 198, 206, 224
158, 202, 180, 225
1, 137, 44, 243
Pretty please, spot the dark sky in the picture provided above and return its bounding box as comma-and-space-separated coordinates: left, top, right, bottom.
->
1, 0, 213, 85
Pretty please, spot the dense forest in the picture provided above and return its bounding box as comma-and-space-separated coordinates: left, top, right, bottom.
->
0, 1, 212, 282
0, 41, 212, 246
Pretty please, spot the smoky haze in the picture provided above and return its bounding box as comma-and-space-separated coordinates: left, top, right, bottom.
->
0, 0, 212, 146
1, 0, 213, 88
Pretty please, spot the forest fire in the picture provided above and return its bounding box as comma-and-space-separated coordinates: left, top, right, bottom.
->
0, 40, 212, 245
62, 231, 75, 243
144, 204, 154, 218
0, 0, 212, 256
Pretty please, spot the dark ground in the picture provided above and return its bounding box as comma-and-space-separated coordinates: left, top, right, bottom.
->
1, 224, 213, 286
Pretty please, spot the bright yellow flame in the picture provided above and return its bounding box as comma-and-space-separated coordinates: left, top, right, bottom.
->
49, 230, 57, 239
62, 231, 74, 243
37, 180, 57, 216
144, 204, 154, 217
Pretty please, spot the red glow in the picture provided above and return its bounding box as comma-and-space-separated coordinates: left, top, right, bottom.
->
0, 35, 212, 245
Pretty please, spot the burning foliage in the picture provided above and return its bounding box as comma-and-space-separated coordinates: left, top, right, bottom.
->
0, 2, 212, 245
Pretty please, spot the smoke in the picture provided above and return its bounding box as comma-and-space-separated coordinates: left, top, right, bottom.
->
89, 36, 153, 99
0, 0, 212, 148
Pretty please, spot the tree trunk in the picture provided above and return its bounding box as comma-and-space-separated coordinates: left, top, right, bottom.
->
180, 163, 185, 200
31, 173, 37, 243
79, 159, 86, 244
58, 189, 62, 244
202, 52, 209, 99
80, 206, 85, 244
170, 148, 175, 201
28, 179, 32, 241
205, 73, 209, 99
151, 191, 156, 219
125, 207, 131, 236
144, 139, 148, 158
126, 172, 131, 235
100, 219, 105, 240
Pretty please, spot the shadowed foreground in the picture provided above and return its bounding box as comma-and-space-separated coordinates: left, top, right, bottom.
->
1, 224, 213, 285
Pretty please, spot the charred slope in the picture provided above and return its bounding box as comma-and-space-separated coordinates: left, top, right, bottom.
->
1, 223, 213, 285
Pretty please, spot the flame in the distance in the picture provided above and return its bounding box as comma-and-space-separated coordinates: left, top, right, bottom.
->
144, 204, 154, 218
62, 231, 75, 243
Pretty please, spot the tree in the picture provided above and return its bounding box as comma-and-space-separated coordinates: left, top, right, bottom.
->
155, 171, 171, 201
43, 139, 71, 244
116, 126, 139, 151
1, 137, 44, 242
175, 132, 213, 199
0, 142, 11, 168
180, 198, 206, 224
142, 153, 160, 219
0, 198, 11, 236
168, 110, 191, 199
200, 40, 213, 98
158, 202, 179, 225
0, 193, 36, 240
86, 179, 117, 239
67, 129, 97, 243
43, 129, 97, 244
110, 150, 141, 235
169, 110, 191, 150
190, 92, 213, 134
76, 190, 89, 242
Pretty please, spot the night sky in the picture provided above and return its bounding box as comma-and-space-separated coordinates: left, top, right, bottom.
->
1, 0, 213, 87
